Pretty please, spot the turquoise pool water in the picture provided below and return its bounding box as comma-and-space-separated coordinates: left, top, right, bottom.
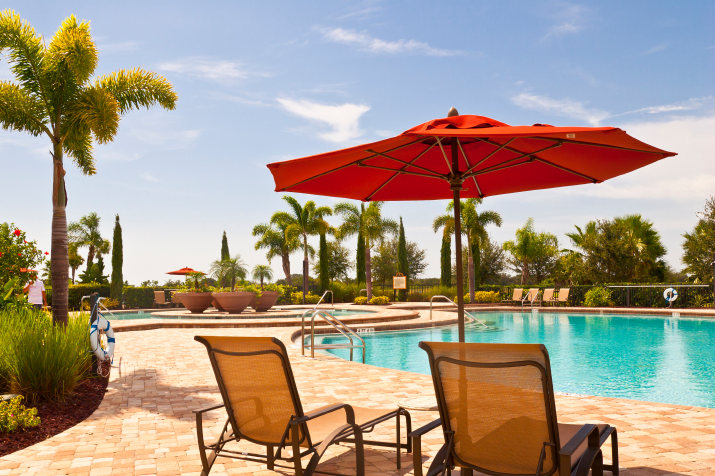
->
319, 311, 715, 408
106, 308, 374, 320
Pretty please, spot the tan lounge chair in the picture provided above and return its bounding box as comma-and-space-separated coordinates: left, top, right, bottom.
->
414, 342, 618, 476
153, 290, 171, 308
541, 288, 555, 306
522, 287, 540, 307
502, 288, 523, 304
556, 287, 570, 306
250, 290, 280, 312
194, 336, 411, 475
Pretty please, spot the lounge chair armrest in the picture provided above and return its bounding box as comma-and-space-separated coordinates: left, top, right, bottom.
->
193, 403, 225, 414
296, 403, 356, 424
408, 418, 442, 439
560, 423, 600, 456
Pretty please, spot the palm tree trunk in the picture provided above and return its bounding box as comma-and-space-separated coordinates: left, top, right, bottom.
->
467, 247, 475, 303
260, 277, 264, 290
281, 252, 292, 285
365, 244, 373, 300
302, 234, 308, 304
51, 146, 69, 326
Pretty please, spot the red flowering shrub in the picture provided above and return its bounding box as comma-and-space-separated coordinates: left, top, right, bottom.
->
0, 223, 45, 290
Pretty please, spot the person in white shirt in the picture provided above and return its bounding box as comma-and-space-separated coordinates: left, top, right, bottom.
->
23, 274, 47, 310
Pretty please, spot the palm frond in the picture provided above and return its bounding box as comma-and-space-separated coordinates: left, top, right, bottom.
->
62, 127, 95, 175
97, 68, 177, 113
0, 10, 49, 109
0, 81, 49, 136
44, 15, 97, 87
63, 86, 119, 144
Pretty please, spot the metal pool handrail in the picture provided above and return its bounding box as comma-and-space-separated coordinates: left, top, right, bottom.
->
429, 295, 488, 328
301, 309, 366, 363
359, 288, 367, 297
313, 289, 334, 310
80, 295, 117, 319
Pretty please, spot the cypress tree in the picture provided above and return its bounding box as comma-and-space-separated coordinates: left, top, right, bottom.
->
356, 230, 366, 285
221, 231, 229, 261
440, 233, 451, 287
397, 217, 408, 301
318, 233, 329, 292
110, 215, 123, 300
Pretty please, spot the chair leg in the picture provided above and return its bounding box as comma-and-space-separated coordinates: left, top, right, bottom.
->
606, 428, 619, 475
267, 445, 274, 470
291, 425, 304, 476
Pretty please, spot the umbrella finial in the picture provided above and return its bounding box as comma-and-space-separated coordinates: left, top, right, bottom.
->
447, 107, 459, 117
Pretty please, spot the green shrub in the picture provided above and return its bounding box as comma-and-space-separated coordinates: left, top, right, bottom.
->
583, 287, 613, 307
123, 286, 157, 308
407, 292, 428, 302
0, 308, 92, 402
353, 296, 368, 305
329, 281, 360, 303
291, 292, 321, 304
0, 395, 40, 433
472, 291, 501, 303
369, 296, 390, 305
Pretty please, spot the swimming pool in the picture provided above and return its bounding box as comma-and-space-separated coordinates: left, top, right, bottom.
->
319, 311, 715, 408
106, 308, 375, 320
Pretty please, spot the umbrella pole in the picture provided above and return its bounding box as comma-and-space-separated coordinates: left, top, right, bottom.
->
452, 186, 465, 342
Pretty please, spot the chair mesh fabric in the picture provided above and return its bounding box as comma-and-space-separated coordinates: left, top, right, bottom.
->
542, 288, 555, 302
557, 288, 570, 302
425, 342, 557, 475
201, 336, 304, 446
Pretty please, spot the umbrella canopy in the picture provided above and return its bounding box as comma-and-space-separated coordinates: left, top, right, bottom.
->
268, 111, 676, 341
166, 267, 204, 275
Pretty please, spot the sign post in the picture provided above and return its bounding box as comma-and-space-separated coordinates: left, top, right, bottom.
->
393, 273, 406, 302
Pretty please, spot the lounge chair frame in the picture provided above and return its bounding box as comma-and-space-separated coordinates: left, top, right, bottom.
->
414, 342, 618, 476
522, 288, 540, 308
194, 336, 411, 476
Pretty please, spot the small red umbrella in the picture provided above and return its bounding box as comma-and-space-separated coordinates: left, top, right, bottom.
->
268, 109, 676, 341
166, 267, 204, 275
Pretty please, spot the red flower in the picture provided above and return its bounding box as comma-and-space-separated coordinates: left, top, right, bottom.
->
13, 229, 21, 236
45, 252, 49, 255
0, 252, 3, 257
18, 253, 21, 256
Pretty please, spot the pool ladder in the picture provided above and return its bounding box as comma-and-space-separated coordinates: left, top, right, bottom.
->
429, 295, 489, 328
80, 295, 118, 319
301, 308, 366, 363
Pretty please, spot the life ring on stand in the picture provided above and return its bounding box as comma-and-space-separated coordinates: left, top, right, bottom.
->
663, 287, 678, 303
90, 314, 115, 362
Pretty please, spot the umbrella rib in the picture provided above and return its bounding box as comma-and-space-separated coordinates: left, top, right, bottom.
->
460, 142, 563, 179
456, 139, 484, 198
462, 138, 516, 176
357, 162, 446, 180
532, 157, 599, 182
435, 137, 453, 175
532, 136, 670, 155
363, 144, 440, 201
364, 144, 439, 176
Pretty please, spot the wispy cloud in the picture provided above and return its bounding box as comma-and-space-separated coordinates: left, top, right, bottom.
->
141, 173, 159, 183
619, 96, 712, 116
511, 92, 608, 126
336, 3, 383, 21
95, 39, 141, 53
318, 27, 462, 57
277, 97, 370, 143
644, 43, 669, 55
158, 57, 268, 82
543, 2, 588, 40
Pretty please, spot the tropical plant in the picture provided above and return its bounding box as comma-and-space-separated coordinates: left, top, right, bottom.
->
251, 265, 273, 289
0, 395, 40, 433
397, 217, 408, 301
110, 214, 122, 300
314, 206, 333, 293
313, 240, 352, 282
0, 10, 177, 324
68, 242, 83, 284
433, 209, 454, 287
273, 196, 330, 303
503, 218, 559, 284
682, 196, 715, 282
334, 201, 397, 299
252, 219, 301, 286
583, 286, 613, 307
372, 239, 427, 289
0, 223, 45, 289
209, 255, 247, 291
68, 212, 110, 276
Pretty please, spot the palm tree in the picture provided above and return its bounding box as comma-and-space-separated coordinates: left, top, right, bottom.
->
68, 212, 110, 274
441, 199, 502, 300
334, 201, 397, 299
252, 265, 273, 289
0, 11, 177, 324
68, 242, 84, 284
433, 209, 455, 287
272, 196, 330, 303
503, 218, 558, 284
252, 221, 300, 285
209, 255, 247, 291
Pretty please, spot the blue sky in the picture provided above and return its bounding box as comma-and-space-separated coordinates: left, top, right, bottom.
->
2, 1, 714, 285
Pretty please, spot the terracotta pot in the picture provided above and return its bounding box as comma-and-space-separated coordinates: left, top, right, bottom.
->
211, 298, 226, 312
211, 292, 256, 314
177, 292, 213, 313
250, 290, 280, 312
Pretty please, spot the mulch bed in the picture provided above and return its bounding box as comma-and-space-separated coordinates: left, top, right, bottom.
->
0, 369, 109, 457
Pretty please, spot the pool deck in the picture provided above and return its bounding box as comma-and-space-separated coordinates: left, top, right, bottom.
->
1, 306, 714, 475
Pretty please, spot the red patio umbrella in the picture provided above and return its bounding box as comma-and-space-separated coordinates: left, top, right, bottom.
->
166, 267, 204, 275
267, 109, 676, 341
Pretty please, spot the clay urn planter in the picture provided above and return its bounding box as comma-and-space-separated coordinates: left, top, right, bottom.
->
211, 291, 256, 314
177, 292, 213, 313
250, 290, 280, 312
